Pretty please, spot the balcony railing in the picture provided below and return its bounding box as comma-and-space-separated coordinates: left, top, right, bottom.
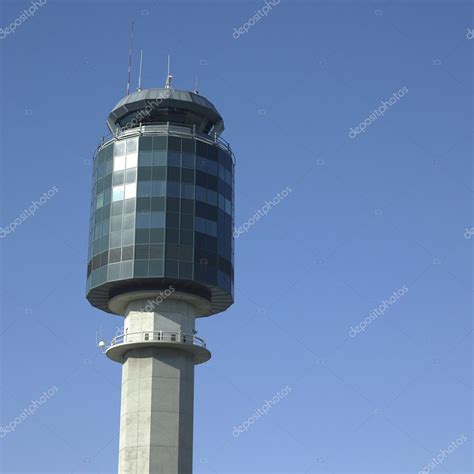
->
102, 330, 207, 352
97, 122, 235, 164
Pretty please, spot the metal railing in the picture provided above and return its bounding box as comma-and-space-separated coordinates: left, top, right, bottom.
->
97, 122, 235, 164
104, 330, 207, 351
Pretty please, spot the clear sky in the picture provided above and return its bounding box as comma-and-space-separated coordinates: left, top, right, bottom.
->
0, 0, 472, 473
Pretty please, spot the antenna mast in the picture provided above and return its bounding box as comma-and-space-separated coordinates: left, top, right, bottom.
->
194, 75, 199, 94
138, 49, 143, 91
165, 54, 173, 89
126, 21, 134, 95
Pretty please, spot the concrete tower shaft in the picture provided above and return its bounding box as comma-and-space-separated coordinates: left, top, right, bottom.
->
115, 298, 204, 474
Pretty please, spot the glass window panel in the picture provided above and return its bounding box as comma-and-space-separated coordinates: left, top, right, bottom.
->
123, 198, 136, 214
207, 161, 218, 176
207, 190, 217, 206
179, 262, 193, 279
196, 186, 206, 202
96, 193, 104, 209
164, 260, 179, 278
134, 260, 149, 277
109, 248, 121, 263
94, 222, 103, 239
137, 212, 151, 228
152, 181, 166, 197
113, 170, 125, 186
151, 197, 165, 211
219, 164, 225, 181
196, 217, 206, 233
138, 181, 152, 197
225, 199, 231, 215
167, 182, 180, 198
139, 150, 153, 166
153, 150, 167, 166
113, 155, 126, 172
150, 244, 163, 259
110, 215, 122, 232
112, 185, 124, 202
182, 153, 194, 169
111, 201, 123, 216
153, 136, 166, 151
150, 228, 164, 243
180, 214, 193, 230
182, 183, 194, 200
110, 231, 122, 248
126, 152, 138, 169
135, 244, 149, 259
125, 183, 137, 200
122, 229, 135, 246
166, 244, 180, 260
123, 213, 135, 229
121, 261, 133, 279
149, 260, 164, 277
136, 228, 150, 243
114, 141, 126, 156
167, 198, 180, 212
218, 194, 225, 211
127, 137, 138, 153
122, 245, 134, 261
167, 151, 180, 167
108, 263, 121, 280
138, 167, 152, 180
139, 137, 153, 151
196, 156, 207, 172
152, 166, 166, 181
225, 169, 232, 185
166, 228, 179, 243
126, 168, 137, 183
105, 160, 113, 176
180, 246, 193, 262
207, 220, 217, 237
151, 211, 165, 227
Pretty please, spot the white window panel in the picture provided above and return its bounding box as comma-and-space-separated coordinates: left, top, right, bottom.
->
112, 185, 124, 202
124, 183, 137, 199
113, 155, 126, 172
126, 152, 138, 169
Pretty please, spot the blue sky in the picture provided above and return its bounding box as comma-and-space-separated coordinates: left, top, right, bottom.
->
0, 0, 472, 473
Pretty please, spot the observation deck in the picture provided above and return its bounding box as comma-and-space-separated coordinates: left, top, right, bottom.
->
102, 330, 211, 364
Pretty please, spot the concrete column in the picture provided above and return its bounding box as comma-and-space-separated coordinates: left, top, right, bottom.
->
118, 299, 197, 474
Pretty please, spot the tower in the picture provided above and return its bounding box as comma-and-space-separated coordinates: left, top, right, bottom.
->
86, 83, 234, 473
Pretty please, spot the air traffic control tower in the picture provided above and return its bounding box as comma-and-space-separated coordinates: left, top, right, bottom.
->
86, 81, 234, 473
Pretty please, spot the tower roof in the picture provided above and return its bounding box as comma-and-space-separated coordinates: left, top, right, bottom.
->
107, 88, 225, 136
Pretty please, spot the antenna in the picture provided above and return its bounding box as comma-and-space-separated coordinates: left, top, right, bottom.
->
194, 75, 199, 95
165, 54, 173, 89
126, 21, 135, 95
138, 49, 143, 91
